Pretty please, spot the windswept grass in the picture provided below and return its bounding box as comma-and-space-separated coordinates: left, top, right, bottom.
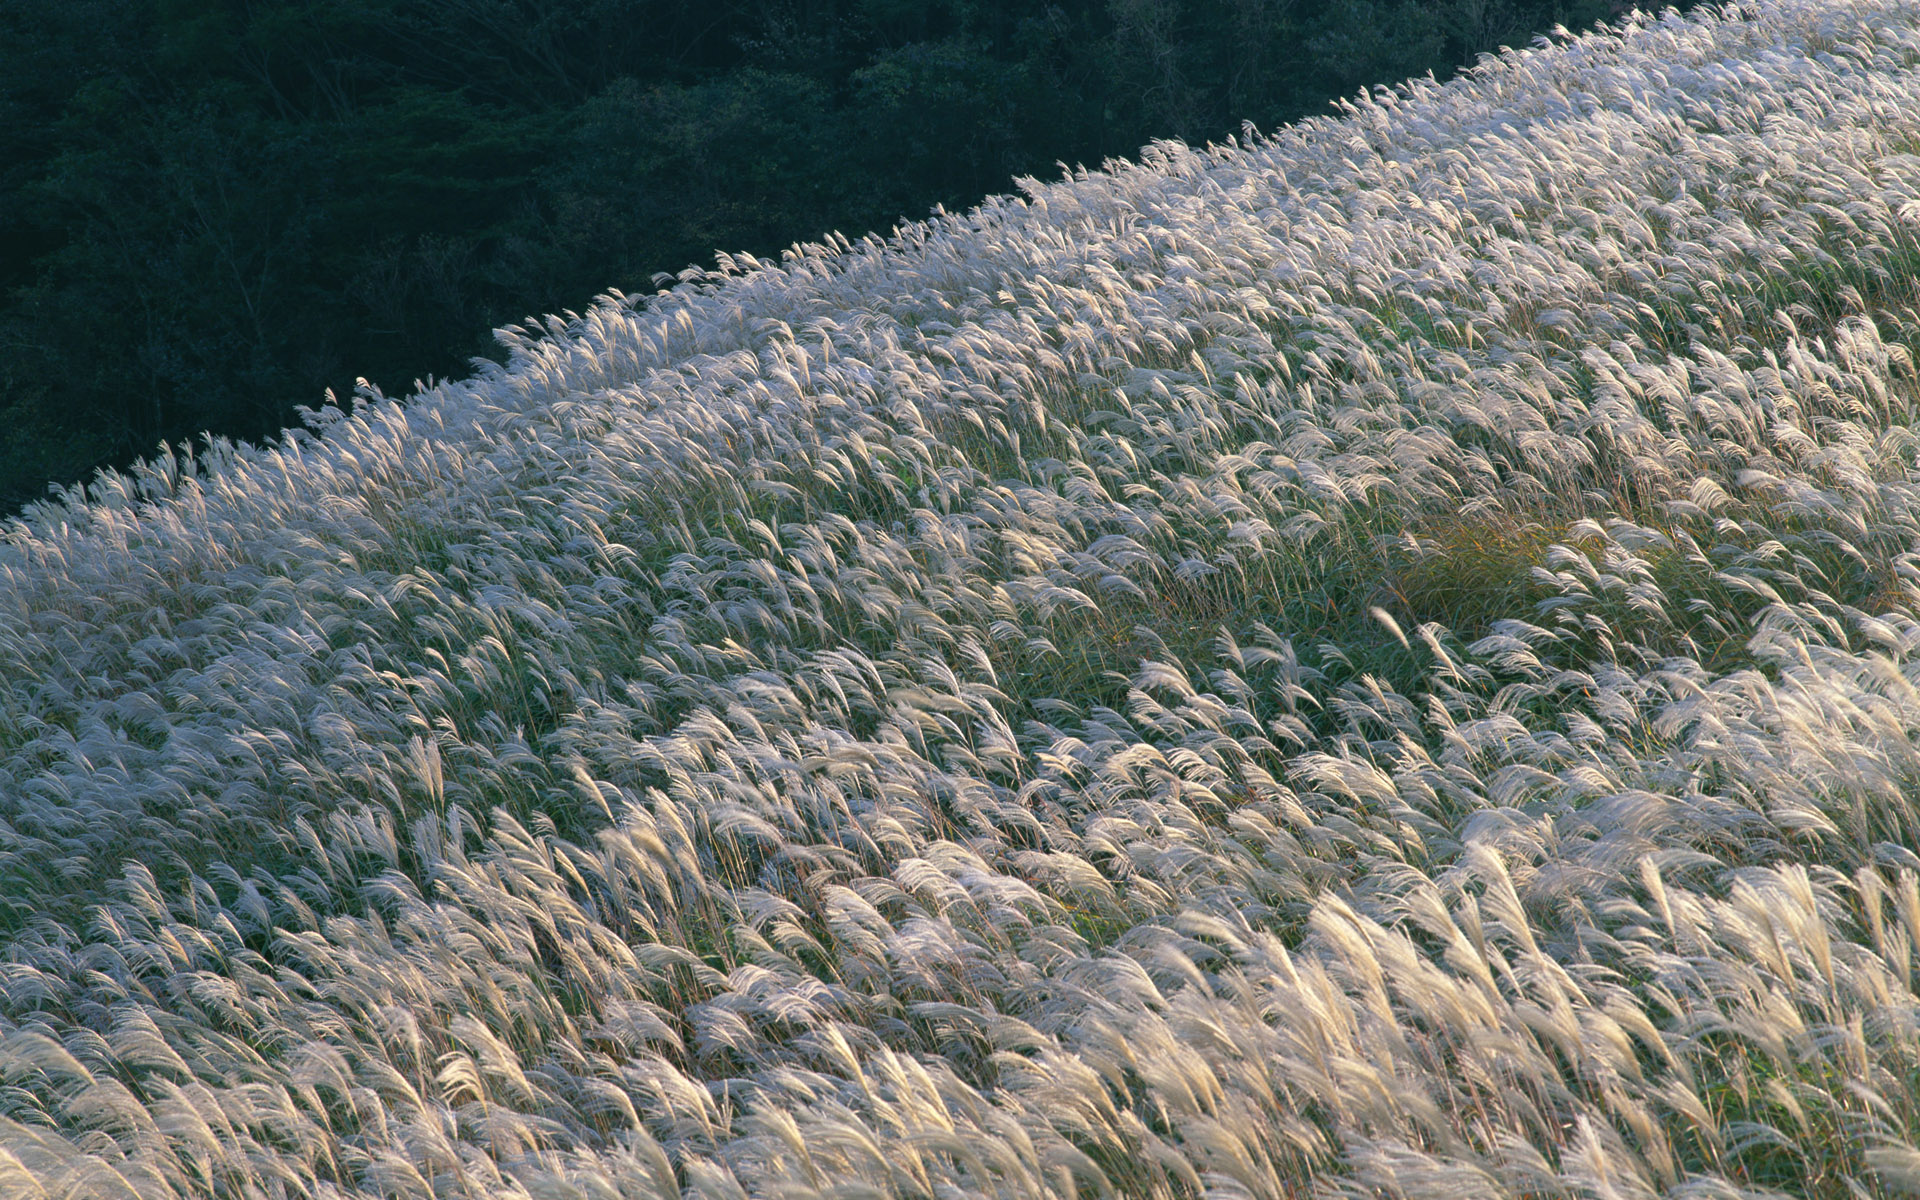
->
12, 1, 1920, 1195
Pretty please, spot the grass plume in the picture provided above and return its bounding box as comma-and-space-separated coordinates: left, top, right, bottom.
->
8, 2, 1920, 1195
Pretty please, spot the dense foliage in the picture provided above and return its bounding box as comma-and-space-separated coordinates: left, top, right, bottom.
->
1, 0, 1658, 514
5, 2, 1920, 1196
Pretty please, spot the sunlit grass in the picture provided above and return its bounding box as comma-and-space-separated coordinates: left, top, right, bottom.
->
9, 1, 1920, 1195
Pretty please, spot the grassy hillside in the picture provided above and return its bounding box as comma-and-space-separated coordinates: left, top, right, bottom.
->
7, 1, 1920, 1195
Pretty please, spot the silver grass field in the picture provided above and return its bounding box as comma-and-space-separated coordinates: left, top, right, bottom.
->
9, 1, 1920, 1195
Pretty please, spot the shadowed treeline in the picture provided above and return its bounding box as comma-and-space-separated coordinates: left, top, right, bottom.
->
0, 0, 1669, 514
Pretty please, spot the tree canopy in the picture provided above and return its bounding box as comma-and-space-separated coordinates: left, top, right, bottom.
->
0, 0, 1665, 514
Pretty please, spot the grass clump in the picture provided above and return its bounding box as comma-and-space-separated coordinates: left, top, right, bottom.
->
12, 2, 1920, 1196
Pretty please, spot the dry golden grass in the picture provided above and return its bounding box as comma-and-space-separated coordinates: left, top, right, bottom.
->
5, 2, 1920, 1196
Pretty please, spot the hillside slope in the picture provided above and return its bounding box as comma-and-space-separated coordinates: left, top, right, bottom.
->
6, 2, 1920, 1195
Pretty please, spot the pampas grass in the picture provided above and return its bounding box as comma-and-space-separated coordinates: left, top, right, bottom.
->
10, 0, 1920, 1194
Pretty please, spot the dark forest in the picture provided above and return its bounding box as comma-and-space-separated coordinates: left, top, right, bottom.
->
0, 0, 1676, 515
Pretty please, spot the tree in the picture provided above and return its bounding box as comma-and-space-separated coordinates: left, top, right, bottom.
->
0, 0, 1691, 515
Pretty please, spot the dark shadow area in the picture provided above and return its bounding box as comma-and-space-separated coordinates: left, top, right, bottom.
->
0, 0, 1678, 515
